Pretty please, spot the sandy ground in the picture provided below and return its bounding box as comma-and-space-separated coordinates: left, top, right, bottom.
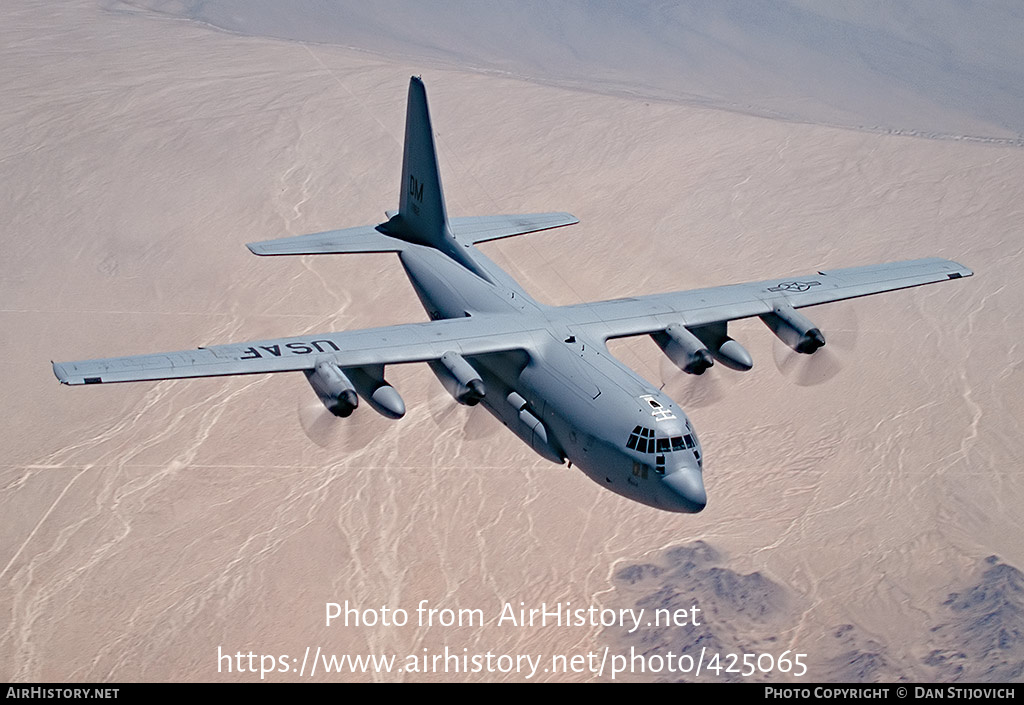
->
2, 0, 1022, 682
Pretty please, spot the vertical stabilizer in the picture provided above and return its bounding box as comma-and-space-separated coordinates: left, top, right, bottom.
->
383, 76, 450, 248
383, 77, 493, 282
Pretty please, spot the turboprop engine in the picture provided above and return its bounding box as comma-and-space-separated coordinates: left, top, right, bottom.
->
429, 351, 486, 405
760, 303, 826, 354
653, 323, 714, 375
304, 361, 359, 417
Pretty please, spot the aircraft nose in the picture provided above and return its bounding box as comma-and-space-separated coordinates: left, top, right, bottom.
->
662, 465, 707, 513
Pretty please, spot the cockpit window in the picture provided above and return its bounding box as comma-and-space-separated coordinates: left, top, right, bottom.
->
627, 426, 699, 456
626, 426, 642, 451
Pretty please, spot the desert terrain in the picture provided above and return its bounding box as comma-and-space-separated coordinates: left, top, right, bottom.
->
2, 0, 1022, 681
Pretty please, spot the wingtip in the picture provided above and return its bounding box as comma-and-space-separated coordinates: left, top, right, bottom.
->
52, 361, 71, 385
949, 260, 974, 278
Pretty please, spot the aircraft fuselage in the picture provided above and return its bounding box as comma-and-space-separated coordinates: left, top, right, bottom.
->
399, 241, 708, 513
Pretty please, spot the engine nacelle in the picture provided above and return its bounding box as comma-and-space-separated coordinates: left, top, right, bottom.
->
760, 303, 826, 354
654, 323, 714, 375
346, 365, 406, 419
430, 351, 486, 405
304, 361, 359, 417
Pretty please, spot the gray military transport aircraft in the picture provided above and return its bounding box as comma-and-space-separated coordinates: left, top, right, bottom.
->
53, 77, 973, 514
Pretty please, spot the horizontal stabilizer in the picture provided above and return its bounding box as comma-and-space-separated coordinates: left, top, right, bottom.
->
247, 211, 579, 255
450, 212, 578, 243
247, 225, 406, 256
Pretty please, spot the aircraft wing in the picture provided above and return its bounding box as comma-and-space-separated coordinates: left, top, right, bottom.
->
53, 314, 534, 385
53, 258, 971, 385
449, 212, 579, 243
561, 257, 973, 340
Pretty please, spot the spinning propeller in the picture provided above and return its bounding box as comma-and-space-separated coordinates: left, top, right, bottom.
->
296, 395, 382, 449
659, 352, 729, 408
771, 305, 858, 387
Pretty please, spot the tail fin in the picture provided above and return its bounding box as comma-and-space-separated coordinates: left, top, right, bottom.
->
382, 77, 451, 249
398, 76, 449, 245
381, 77, 496, 281
246, 77, 577, 265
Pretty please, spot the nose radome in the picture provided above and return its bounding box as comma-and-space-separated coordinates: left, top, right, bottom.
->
662, 465, 707, 512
